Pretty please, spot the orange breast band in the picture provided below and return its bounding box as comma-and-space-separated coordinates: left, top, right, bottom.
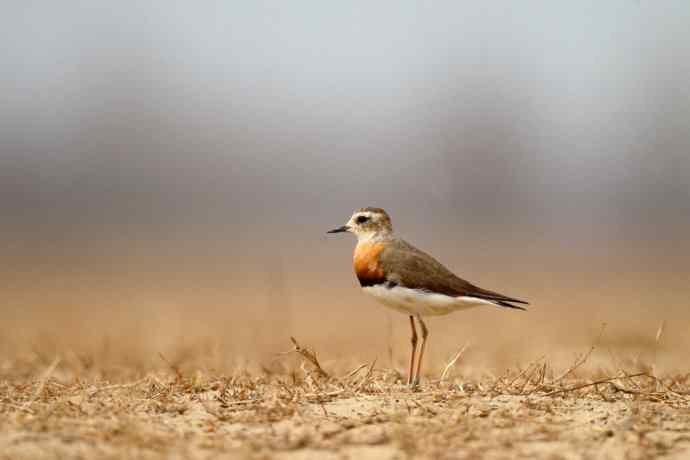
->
353, 242, 386, 287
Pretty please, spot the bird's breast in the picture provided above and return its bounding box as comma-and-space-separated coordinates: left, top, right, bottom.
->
353, 241, 386, 287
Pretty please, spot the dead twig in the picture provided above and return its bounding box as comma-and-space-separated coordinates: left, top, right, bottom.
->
88, 377, 150, 397
517, 360, 544, 394
304, 389, 345, 402
440, 342, 469, 383
489, 369, 511, 393
200, 399, 233, 421
354, 359, 377, 393
524, 362, 549, 395
25, 355, 60, 408
544, 372, 647, 397
503, 356, 545, 394
550, 323, 607, 385
652, 320, 666, 388
282, 337, 329, 379
158, 352, 183, 381
344, 363, 369, 380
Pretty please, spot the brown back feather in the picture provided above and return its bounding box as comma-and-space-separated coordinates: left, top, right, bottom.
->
379, 239, 527, 307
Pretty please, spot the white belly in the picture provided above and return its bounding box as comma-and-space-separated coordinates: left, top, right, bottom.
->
362, 285, 494, 316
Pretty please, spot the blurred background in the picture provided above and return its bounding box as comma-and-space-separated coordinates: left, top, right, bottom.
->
2, 2, 689, 376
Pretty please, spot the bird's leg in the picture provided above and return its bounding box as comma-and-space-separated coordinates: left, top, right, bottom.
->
412, 315, 429, 386
407, 315, 418, 386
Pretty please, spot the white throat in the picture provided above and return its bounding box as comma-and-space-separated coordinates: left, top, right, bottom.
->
355, 231, 391, 244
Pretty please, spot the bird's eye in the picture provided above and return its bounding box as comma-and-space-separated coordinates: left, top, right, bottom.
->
356, 215, 369, 224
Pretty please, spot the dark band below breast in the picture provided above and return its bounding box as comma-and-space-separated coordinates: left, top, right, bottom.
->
358, 276, 398, 289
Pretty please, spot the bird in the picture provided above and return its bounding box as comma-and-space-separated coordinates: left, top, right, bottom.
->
327, 207, 528, 386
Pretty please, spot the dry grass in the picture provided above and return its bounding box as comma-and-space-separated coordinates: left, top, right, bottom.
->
1, 334, 689, 460
2, 244, 690, 458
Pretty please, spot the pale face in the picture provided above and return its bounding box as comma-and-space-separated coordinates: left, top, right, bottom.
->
327, 209, 393, 241
345, 211, 381, 238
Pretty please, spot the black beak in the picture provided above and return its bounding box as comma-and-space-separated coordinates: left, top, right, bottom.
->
327, 225, 349, 234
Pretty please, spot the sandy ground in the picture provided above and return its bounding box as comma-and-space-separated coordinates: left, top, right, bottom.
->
2, 348, 689, 460
2, 244, 689, 459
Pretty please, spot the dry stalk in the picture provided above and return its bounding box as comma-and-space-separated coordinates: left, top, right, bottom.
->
386, 313, 394, 369
410, 398, 437, 416
652, 320, 665, 388
638, 373, 690, 401
655, 320, 666, 344
517, 361, 543, 394
544, 372, 647, 397
25, 355, 60, 408
489, 369, 511, 393
304, 389, 345, 402
550, 322, 607, 385
344, 363, 369, 380
354, 359, 377, 393
440, 342, 469, 383
283, 337, 329, 379
200, 398, 233, 421
524, 362, 549, 395
88, 376, 150, 397
158, 352, 183, 381
504, 356, 545, 394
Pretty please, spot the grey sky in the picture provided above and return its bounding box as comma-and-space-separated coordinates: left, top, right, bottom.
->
2, 2, 689, 240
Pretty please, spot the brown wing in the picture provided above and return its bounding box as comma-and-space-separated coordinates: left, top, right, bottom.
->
379, 239, 528, 310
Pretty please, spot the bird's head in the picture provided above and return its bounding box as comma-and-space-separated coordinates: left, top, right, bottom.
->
327, 207, 393, 242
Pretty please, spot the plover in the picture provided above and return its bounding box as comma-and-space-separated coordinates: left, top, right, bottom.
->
328, 207, 528, 386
